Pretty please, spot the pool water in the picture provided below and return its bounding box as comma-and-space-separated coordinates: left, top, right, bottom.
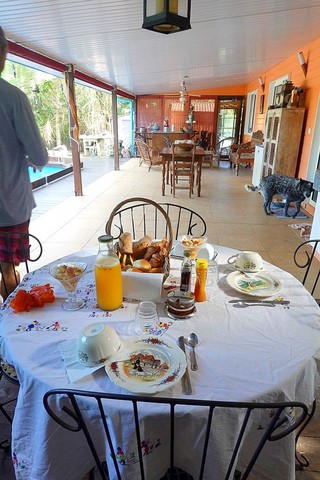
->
28, 165, 64, 182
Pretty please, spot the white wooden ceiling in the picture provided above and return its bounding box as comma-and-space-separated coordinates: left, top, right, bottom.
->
1, 0, 320, 97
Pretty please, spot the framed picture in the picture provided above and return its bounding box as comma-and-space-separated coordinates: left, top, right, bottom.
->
259, 95, 265, 114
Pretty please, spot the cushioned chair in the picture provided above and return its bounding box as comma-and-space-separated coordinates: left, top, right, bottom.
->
43, 388, 308, 480
135, 138, 162, 171
105, 197, 207, 242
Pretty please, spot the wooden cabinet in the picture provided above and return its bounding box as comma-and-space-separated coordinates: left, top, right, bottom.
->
263, 108, 305, 177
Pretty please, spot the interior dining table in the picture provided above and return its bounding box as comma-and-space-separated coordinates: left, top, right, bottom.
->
0, 244, 319, 480
160, 146, 206, 196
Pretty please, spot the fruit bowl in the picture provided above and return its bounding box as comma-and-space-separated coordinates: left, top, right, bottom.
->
178, 235, 207, 259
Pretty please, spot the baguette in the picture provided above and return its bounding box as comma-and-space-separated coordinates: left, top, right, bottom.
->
119, 232, 133, 254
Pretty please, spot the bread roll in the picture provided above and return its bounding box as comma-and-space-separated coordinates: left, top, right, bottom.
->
119, 232, 133, 254
144, 244, 160, 261
150, 253, 165, 269
132, 259, 152, 271
132, 235, 152, 259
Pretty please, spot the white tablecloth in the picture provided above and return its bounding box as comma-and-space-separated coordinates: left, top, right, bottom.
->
0, 245, 320, 480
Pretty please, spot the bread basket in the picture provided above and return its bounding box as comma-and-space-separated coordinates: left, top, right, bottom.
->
105, 197, 173, 285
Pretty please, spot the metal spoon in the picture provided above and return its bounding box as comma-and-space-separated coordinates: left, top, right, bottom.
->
187, 333, 199, 371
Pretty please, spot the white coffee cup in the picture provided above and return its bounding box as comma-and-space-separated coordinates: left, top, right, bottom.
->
227, 251, 264, 273
77, 323, 121, 367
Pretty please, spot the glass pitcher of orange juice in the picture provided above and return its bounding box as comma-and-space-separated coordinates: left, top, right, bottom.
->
94, 235, 123, 311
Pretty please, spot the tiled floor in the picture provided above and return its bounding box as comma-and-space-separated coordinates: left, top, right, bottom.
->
1, 155, 320, 479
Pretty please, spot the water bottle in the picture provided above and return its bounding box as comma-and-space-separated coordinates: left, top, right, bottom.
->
94, 235, 123, 311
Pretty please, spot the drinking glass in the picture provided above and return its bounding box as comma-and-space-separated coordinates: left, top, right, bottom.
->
133, 301, 159, 335
49, 262, 87, 311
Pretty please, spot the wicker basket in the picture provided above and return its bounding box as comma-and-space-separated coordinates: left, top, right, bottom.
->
105, 197, 173, 282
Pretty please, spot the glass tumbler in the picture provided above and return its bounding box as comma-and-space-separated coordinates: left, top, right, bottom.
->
133, 301, 159, 335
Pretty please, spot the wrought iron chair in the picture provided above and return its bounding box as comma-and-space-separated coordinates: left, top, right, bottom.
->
135, 138, 162, 171
105, 197, 207, 242
292, 238, 319, 468
43, 388, 308, 480
0, 232, 43, 301
0, 357, 19, 451
293, 238, 320, 305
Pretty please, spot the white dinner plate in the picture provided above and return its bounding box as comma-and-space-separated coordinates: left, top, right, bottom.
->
105, 336, 186, 394
226, 270, 282, 297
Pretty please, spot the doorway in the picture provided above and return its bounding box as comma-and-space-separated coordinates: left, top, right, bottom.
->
215, 97, 244, 152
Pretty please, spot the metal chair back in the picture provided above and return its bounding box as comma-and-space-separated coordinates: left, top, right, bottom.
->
43, 388, 308, 480
105, 198, 206, 242
0, 232, 43, 299
293, 239, 320, 302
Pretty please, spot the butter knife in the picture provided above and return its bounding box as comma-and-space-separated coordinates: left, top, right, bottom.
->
178, 336, 192, 395
229, 299, 290, 305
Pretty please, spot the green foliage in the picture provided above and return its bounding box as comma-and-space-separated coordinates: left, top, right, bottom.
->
2, 59, 133, 151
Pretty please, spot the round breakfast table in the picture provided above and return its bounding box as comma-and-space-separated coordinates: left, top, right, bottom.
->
0, 245, 319, 480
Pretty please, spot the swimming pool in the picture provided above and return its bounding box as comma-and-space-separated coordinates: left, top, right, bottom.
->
28, 163, 82, 190
29, 165, 64, 182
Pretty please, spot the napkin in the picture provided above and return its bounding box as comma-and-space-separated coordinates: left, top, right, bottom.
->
59, 338, 104, 382
122, 271, 163, 302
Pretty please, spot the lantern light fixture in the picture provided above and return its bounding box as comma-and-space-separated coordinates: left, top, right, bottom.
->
142, 0, 191, 34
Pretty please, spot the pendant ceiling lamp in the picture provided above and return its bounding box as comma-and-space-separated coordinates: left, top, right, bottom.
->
142, 0, 191, 34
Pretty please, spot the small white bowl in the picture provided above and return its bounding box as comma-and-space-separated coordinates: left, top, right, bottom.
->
77, 323, 121, 367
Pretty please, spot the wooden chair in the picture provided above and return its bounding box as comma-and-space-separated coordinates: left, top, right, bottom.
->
229, 131, 264, 175
105, 198, 207, 242
43, 388, 308, 480
0, 232, 43, 301
170, 143, 196, 198
135, 138, 162, 171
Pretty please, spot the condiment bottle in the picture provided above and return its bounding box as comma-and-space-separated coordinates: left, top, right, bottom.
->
180, 257, 192, 292
94, 234, 123, 311
194, 258, 208, 302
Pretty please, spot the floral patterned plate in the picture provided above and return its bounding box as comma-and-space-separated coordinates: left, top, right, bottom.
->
105, 336, 186, 394
226, 270, 282, 297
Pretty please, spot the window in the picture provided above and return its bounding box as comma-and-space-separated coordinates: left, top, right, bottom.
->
244, 90, 257, 134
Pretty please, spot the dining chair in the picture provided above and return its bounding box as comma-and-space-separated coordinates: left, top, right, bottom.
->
170, 143, 196, 198
43, 388, 308, 480
105, 197, 207, 242
293, 238, 320, 305
135, 138, 162, 171
0, 232, 43, 301
0, 358, 19, 451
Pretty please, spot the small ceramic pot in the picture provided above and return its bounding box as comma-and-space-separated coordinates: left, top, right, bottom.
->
77, 323, 121, 367
166, 290, 195, 318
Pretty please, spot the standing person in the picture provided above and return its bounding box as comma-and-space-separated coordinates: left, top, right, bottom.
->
0, 26, 48, 300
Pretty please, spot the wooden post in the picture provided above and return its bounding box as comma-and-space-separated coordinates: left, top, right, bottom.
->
112, 87, 120, 171
65, 64, 83, 196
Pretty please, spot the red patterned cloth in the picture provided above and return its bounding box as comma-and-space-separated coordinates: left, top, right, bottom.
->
0, 221, 30, 265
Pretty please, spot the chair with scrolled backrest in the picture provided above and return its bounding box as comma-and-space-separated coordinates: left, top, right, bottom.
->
0, 232, 43, 301
105, 197, 206, 243
135, 138, 162, 171
293, 238, 320, 305
43, 388, 308, 480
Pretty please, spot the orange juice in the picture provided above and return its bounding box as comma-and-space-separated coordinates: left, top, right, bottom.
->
95, 257, 123, 311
